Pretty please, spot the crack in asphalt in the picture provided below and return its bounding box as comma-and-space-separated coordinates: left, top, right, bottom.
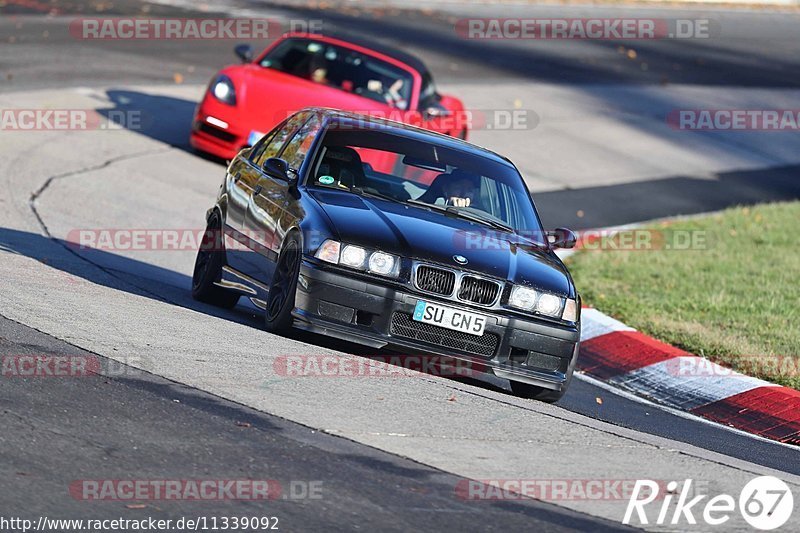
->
28, 147, 175, 306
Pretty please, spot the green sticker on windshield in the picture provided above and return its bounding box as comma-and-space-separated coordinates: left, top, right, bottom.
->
318, 175, 335, 185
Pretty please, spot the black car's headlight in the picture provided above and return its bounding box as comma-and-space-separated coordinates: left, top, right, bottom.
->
509, 285, 578, 322
315, 240, 400, 278
210, 74, 236, 105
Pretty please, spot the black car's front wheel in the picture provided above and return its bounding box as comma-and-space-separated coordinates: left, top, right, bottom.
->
264, 233, 301, 334
191, 213, 240, 309
510, 381, 566, 403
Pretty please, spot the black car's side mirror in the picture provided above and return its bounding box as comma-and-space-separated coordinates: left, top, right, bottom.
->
263, 157, 295, 183
234, 43, 254, 63
547, 227, 577, 249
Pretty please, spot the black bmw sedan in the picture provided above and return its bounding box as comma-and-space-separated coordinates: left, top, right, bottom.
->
192, 108, 580, 402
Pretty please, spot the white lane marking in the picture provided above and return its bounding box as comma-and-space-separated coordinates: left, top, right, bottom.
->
574, 372, 798, 451
580, 308, 636, 342
608, 356, 777, 411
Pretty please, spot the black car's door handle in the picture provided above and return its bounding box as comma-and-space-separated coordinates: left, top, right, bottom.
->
253, 184, 263, 195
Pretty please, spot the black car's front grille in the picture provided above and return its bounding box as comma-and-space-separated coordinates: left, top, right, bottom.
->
458, 276, 500, 305
390, 313, 499, 357
415, 265, 456, 296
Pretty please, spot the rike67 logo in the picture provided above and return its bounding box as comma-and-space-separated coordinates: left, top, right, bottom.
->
624, 476, 794, 530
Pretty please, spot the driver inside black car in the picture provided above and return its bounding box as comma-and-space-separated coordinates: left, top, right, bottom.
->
418, 169, 482, 208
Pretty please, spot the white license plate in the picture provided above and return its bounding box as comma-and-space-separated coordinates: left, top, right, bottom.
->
247, 130, 265, 146
413, 300, 487, 336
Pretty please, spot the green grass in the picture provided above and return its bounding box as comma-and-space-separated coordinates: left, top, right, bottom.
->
566, 202, 800, 390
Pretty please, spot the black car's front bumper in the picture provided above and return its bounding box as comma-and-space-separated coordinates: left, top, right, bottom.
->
292, 260, 581, 391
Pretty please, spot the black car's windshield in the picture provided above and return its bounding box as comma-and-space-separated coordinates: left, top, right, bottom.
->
260, 38, 414, 110
309, 124, 545, 239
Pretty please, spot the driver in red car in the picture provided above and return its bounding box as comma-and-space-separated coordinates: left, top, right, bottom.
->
308, 53, 330, 85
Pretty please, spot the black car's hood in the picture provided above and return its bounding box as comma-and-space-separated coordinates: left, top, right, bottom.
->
309, 189, 574, 297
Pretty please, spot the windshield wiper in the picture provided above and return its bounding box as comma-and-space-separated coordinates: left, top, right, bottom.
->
406, 199, 514, 233
406, 198, 448, 213
349, 186, 404, 205
447, 207, 514, 233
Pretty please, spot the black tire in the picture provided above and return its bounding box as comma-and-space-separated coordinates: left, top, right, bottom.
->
264, 233, 301, 334
510, 381, 566, 403
191, 213, 240, 309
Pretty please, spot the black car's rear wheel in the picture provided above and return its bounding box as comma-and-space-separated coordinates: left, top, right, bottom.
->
264, 234, 301, 334
191, 213, 240, 309
510, 381, 566, 403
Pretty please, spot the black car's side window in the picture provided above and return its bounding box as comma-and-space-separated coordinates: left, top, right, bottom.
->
280, 115, 323, 173
249, 129, 278, 163
251, 113, 309, 168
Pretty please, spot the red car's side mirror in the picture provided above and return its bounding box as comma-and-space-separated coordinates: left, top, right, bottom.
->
234, 43, 254, 63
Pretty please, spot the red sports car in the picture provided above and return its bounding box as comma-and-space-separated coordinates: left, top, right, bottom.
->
190, 33, 469, 160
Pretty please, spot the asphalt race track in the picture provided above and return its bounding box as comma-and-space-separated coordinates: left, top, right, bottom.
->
1, 0, 799, 531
